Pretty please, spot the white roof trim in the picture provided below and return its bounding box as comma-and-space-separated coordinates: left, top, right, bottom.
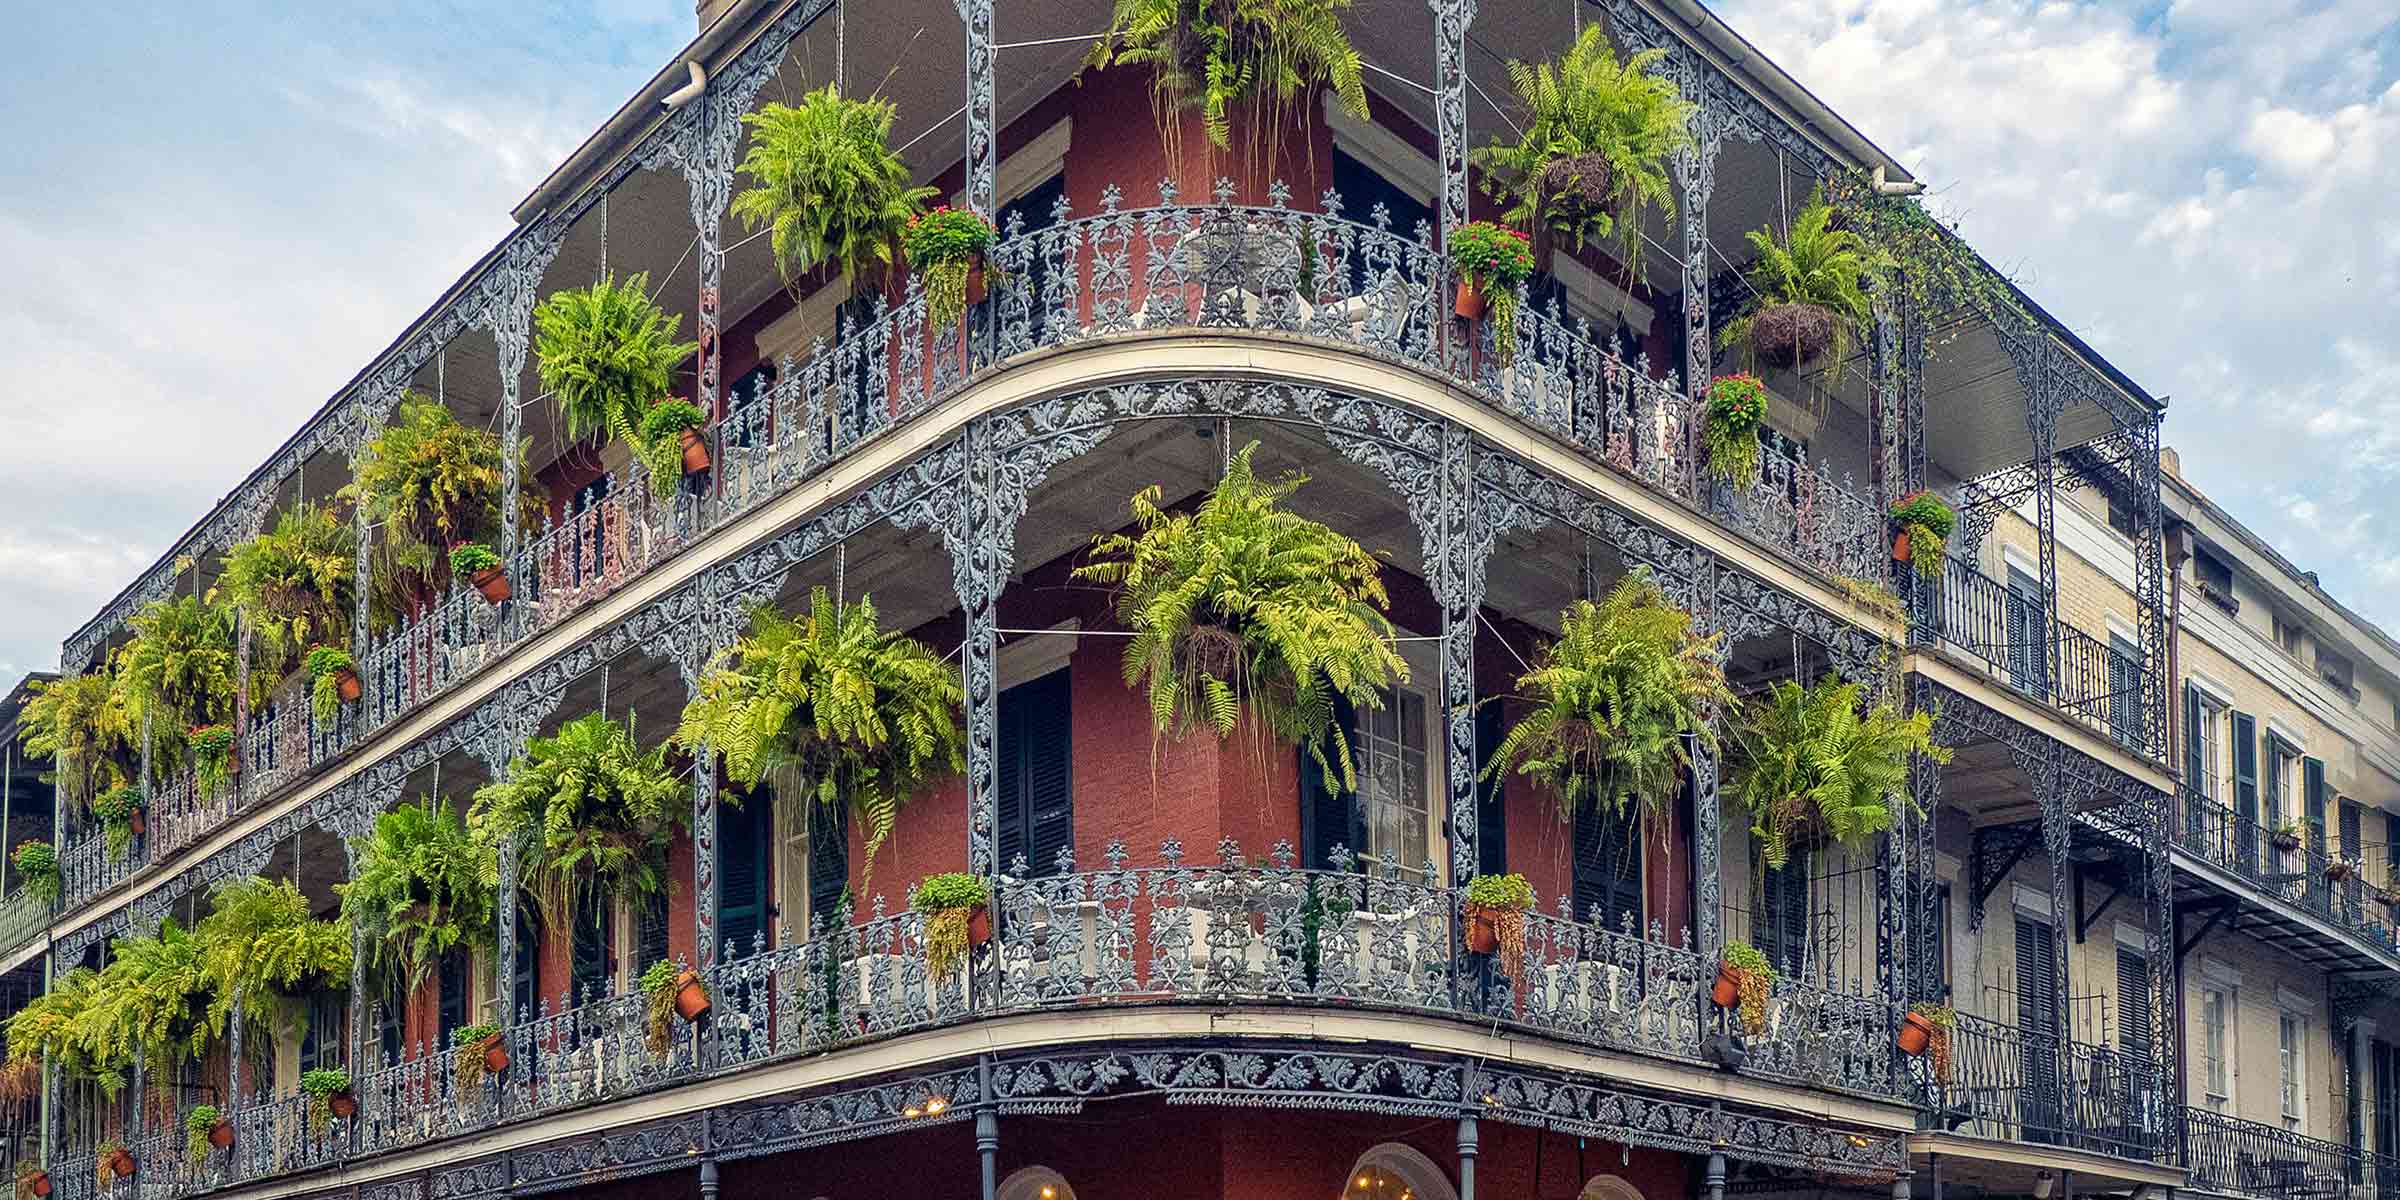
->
2001, 543, 2039, 579
2277, 986, 2316, 1013
2200, 955, 2242, 986
2012, 882, 2053, 919
2113, 922, 2148, 952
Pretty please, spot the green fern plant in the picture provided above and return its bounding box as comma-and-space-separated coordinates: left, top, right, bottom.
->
1482, 572, 1730, 825
1087, 0, 1368, 165
1471, 25, 1692, 276
1072, 441, 1405, 789
675, 590, 962, 890
469, 712, 688, 924
79, 919, 219, 1095
1716, 189, 1883, 372
532, 271, 698, 481
733, 86, 935, 292
18, 670, 136, 816
218, 503, 357, 674
336, 799, 496, 999
116, 596, 245, 778
343, 397, 524, 615
4, 967, 120, 1095
1728, 677, 1950, 870
194, 877, 351, 1040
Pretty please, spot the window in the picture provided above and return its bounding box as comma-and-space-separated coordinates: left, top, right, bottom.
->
718, 785, 775, 958
1572, 803, 1643, 934
1344, 1145, 1458, 1200
2107, 492, 2138, 538
2193, 696, 2225, 803
2274, 614, 2305, 656
2108, 632, 2143, 748
998, 1168, 1075, 1200
995, 669, 1074, 877
2281, 1011, 2307, 1126
571, 895, 613, 1001
437, 947, 470, 1043
1356, 690, 1433, 876
2202, 986, 2233, 1110
2006, 563, 2047, 694
1928, 883, 1953, 999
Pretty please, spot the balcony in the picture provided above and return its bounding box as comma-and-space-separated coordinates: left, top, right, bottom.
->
2183, 1106, 2400, 1200
53, 186, 1890, 916
1919, 1012, 2169, 1163
38, 839, 1913, 1200
1921, 554, 2149, 753
2173, 789, 2400, 965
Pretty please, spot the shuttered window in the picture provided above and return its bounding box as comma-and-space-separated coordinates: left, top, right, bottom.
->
2005, 564, 2046, 694
2233, 712, 2259, 873
995, 669, 1074, 877
2017, 917, 2063, 1138
437, 948, 469, 1042
2117, 948, 2152, 1057
718, 789, 775, 959
806, 796, 850, 929
1573, 804, 1643, 933
571, 896, 613, 1001
1473, 702, 1507, 879
1302, 696, 1363, 871
2306, 756, 2330, 905
1757, 848, 1811, 973
2107, 632, 2142, 748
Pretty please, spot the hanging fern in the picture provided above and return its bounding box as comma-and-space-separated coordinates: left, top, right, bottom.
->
79, 919, 220, 1097
675, 590, 962, 890
116, 596, 245, 778
1728, 677, 1949, 870
336, 800, 497, 999
1471, 25, 1692, 276
732, 86, 935, 291
5, 967, 120, 1095
343, 397, 525, 615
17, 671, 135, 816
1482, 572, 1730, 824
1716, 189, 1884, 372
194, 877, 351, 1040
1086, 0, 1368, 165
1072, 441, 1405, 789
218, 504, 358, 674
532, 271, 698, 479
469, 712, 688, 924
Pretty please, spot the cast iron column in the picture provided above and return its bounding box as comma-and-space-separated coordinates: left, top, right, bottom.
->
957, 0, 995, 220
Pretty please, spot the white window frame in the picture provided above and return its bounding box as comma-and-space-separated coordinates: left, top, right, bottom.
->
2200, 983, 2235, 1111
2279, 1009, 2307, 1128
2194, 696, 2226, 804
1349, 632, 1446, 883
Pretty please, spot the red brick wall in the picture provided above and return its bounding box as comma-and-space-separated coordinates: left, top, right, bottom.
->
696, 1100, 1692, 1200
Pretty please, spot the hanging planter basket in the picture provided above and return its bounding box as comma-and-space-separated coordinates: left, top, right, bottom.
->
477, 1032, 509, 1074
105, 1150, 134, 1180
678, 428, 711, 475
2327, 860, 2355, 883
470, 567, 511, 605
127, 808, 146, 837
1711, 960, 1742, 1009
23, 1171, 49, 1198
1898, 1010, 1936, 1056
1454, 280, 1487, 321
1748, 302, 1837, 370
966, 905, 993, 948
2273, 830, 2304, 853
207, 1121, 233, 1150
328, 1092, 358, 1120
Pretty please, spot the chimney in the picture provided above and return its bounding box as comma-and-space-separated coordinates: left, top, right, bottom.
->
696, 0, 735, 31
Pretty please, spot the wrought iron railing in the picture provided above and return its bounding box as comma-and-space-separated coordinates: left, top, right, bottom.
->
44, 839, 1912, 1197
1915, 1012, 2167, 1161
0, 889, 51, 960
56, 183, 1889, 913
2183, 1105, 2400, 1200
1923, 554, 2148, 751
2177, 788, 2400, 949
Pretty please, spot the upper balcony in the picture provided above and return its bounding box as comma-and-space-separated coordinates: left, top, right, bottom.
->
2171, 785, 2400, 973
34, 0, 2164, 944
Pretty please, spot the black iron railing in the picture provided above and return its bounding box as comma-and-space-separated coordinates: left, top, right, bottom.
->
1924, 555, 2148, 752
2183, 1105, 2400, 1200
2178, 788, 2399, 950
1916, 1012, 2168, 1161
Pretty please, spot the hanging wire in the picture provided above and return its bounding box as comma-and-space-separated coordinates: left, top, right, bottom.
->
836, 0, 844, 95
836, 542, 847, 608
599, 191, 609, 282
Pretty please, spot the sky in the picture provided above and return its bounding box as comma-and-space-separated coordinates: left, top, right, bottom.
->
0, 1, 2396, 689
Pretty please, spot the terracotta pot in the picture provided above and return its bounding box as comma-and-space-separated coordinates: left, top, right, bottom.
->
470, 566, 511, 605
207, 1121, 233, 1150
1711, 961, 1742, 1009
2328, 862, 2354, 882
127, 808, 145, 836
965, 257, 988, 308
478, 1033, 509, 1075
335, 668, 363, 704
966, 906, 992, 947
328, 1091, 358, 1119
26, 1170, 49, 1197
223, 753, 239, 778
107, 1150, 133, 1178
1463, 908, 1501, 955
1891, 528, 1911, 565
673, 969, 711, 1022
1898, 1011, 1936, 1056
678, 427, 711, 475
2273, 833, 2303, 852
1454, 279, 1486, 320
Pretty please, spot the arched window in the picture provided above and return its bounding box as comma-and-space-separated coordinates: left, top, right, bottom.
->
1344, 1144, 1457, 1200
1580, 1176, 1646, 1200
998, 1166, 1074, 1200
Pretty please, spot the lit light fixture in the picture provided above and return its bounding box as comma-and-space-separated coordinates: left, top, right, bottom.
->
902, 1105, 922, 1118
2034, 1172, 2054, 1199
925, 1097, 949, 1115
1040, 1189, 1055, 1199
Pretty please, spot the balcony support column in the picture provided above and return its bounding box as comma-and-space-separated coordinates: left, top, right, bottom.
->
1430, 0, 1475, 244
957, 0, 995, 220
478, 231, 566, 594
1440, 427, 1482, 882
226, 995, 244, 1110
1672, 93, 1723, 481
1908, 749, 1945, 1001
344, 836, 370, 1081
1456, 1111, 1478, 1200
2036, 756, 2075, 1119
976, 1057, 998, 1200
691, 740, 721, 969
497, 831, 521, 1027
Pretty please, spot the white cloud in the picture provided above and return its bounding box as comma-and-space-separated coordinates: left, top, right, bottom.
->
1715, 0, 2400, 629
